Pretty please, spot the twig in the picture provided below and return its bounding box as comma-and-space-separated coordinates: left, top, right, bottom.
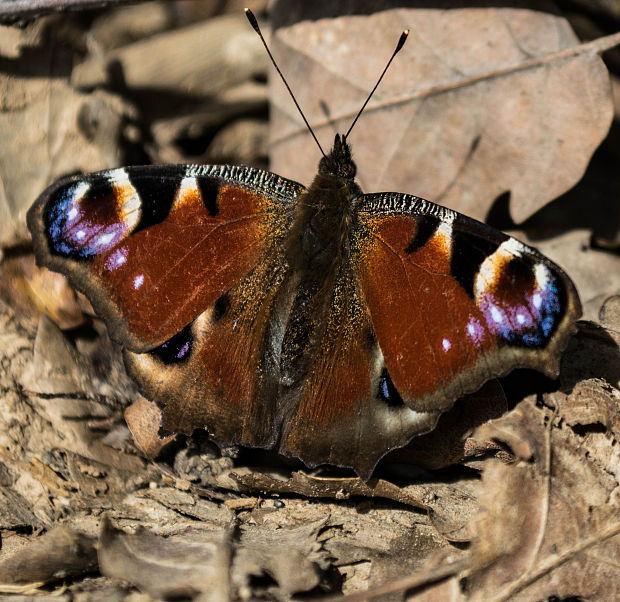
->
317, 557, 470, 602
274, 29, 620, 145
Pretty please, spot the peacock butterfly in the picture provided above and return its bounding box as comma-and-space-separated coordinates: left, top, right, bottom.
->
26, 11, 581, 479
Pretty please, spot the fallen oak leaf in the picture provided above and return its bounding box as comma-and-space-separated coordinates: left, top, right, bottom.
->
467, 396, 620, 601
270, 8, 620, 222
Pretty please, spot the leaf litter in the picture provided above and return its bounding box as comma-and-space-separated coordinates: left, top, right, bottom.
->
0, 2, 618, 601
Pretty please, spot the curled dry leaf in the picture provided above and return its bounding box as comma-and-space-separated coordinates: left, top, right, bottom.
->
124, 395, 177, 459
98, 515, 329, 599
231, 471, 478, 542
467, 395, 620, 601
269, 8, 615, 222
98, 517, 232, 601
0, 526, 97, 587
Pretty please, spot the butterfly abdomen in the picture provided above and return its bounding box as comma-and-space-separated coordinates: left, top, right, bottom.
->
278, 173, 358, 389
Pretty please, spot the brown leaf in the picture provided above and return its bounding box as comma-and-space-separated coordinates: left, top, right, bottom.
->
0, 254, 84, 330
233, 519, 329, 595
269, 8, 615, 222
124, 395, 177, 459
98, 516, 232, 601
232, 471, 478, 542
0, 526, 97, 586
469, 396, 620, 600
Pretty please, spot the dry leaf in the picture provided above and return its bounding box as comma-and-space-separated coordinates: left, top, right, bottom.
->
124, 395, 177, 459
269, 8, 614, 222
0, 526, 97, 586
233, 519, 329, 596
98, 517, 232, 601
0, 30, 130, 244
232, 471, 478, 542
468, 395, 620, 600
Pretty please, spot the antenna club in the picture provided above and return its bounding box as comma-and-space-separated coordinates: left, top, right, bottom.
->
395, 30, 409, 53
245, 8, 260, 33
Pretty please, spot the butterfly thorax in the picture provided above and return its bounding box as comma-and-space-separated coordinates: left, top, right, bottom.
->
287, 134, 361, 271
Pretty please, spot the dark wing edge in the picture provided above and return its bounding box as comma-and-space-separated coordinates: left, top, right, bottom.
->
27, 164, 305, 352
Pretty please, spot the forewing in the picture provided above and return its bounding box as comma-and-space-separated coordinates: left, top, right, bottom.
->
353, 192, 581, 414
28, 165, 303, 351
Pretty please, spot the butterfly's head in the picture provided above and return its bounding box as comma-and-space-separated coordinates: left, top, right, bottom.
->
319, 134, 357, 180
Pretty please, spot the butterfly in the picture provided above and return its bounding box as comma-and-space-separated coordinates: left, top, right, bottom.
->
27, 12, 581, 479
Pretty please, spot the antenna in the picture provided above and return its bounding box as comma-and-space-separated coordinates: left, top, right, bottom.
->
344, 29, 409, 140
245, 8, 327, 159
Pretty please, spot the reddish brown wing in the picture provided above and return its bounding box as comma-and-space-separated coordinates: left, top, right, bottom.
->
124, 248, 287, 446
28, 165, 303, 352
353, 192, 581, 415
